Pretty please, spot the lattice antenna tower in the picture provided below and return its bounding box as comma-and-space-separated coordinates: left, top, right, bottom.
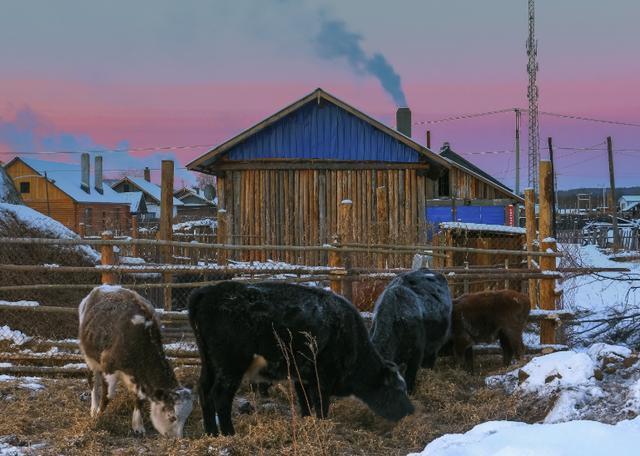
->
526, 0, 540, 192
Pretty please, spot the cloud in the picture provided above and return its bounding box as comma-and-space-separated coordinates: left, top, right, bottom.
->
0, 106, 194, 185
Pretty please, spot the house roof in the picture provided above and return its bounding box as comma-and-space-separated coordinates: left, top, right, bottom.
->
112, 177, 183, 206
8, 157, 130, 205
439, 144, 523, 202
117, 191, 146, 213
621, 201, 640, 212
174, 187, 215, 206
619, 195, 640, 202
187, 88, 451, 172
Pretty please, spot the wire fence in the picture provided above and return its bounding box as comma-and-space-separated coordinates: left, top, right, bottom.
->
1, 233, 610, 375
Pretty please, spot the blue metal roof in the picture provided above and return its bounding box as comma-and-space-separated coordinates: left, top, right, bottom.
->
223, 99, 421, 163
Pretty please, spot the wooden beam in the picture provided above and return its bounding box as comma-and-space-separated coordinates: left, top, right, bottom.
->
208, 160, 432, 171
159, 160, 174, 311
100, 231, 115, 285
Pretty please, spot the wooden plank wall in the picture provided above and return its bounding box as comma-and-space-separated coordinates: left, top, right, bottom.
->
217, 168, 435, 266
450, 167, 514, 200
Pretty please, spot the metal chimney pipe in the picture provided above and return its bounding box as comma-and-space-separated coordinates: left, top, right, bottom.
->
144, 167, 151, 182
81, 153, 90, 193
396, 107, 412, 138
94, 156, 103, 194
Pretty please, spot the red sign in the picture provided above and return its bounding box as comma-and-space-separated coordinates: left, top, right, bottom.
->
506, 205, 515, 226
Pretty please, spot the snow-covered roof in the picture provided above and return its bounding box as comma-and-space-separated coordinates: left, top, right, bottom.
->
115, 177, 183, 206
174, 187, 215, 206
116, 191, 145, 213
17, 157, 129, 205
439, 221, 526, 235
619, 195, 640, 202
621, 201, 640, 212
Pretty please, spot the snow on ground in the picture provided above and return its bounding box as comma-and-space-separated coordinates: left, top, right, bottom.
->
560, 244, 640, 346
0, 301, 38, 308
0, 326, 30, 346
0, 435, 46, 455
410, 416, 640, 456
487, 343, 640, 424
0, 375, 44, 391
439, 222, 526, 235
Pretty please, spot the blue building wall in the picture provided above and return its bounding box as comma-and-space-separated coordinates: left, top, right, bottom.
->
224, 100, 422, 163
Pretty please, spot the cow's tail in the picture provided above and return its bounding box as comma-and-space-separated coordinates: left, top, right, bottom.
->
187, 288, 209, 365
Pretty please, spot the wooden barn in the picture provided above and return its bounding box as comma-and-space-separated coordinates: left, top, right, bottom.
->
188, 88, 521, 265
4, 155, 136, 235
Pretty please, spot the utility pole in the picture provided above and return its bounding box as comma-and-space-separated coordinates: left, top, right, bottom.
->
548, 137, 557, 239
527, 0, 540, 192
607, 136, 620, 251
515, 109, 521, 195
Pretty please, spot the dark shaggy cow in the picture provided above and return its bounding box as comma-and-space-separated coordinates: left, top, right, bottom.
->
79, 285, 193, 437
188, 281, 414, 436
451, 289, 531, 373
369, 269, 452, 394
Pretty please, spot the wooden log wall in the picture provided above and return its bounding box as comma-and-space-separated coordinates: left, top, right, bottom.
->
216, 167, 436, 267
449, 167, 514, 200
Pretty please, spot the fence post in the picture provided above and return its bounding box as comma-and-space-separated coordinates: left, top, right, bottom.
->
100, 231, 116, 285
525, 188, 538, 309
217, 209, 228, 266
78, 222, 86, 238
131, 216, 139, 258
539, 161, 557, 345
504, 258, 509, 290
328, 235, 343, 296
159, 160, 174, 311
338, 200, 353, 303
376, 186, 388, 269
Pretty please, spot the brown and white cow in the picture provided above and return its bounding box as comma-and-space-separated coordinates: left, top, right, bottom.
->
79, 285, 193, 437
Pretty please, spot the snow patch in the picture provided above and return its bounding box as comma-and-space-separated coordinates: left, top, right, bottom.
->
410, 416, 640, 456
439, 221, 526, 235
0, 300, 38, 308
0, 326, 30, 346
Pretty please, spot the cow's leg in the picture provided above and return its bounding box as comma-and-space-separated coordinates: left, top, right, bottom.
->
199, 362, 219, 436
90, 370, 101, 417
404, 354, 422, 395
463, 346, 474, 374
294, 381, 312, 417
213, 372, 242, 436
498, 330, 515, 367
131, 398, 146, 436
421, 352, 436, 369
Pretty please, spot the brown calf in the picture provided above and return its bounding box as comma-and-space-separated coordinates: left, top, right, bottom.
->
451, 289, 530, 373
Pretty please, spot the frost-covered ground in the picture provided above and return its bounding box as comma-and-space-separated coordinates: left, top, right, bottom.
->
560, 244, 640, 347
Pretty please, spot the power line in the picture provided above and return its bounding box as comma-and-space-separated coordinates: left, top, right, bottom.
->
412, 108, 514, 125
0, 143, 214, 156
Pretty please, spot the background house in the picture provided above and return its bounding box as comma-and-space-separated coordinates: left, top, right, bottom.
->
111, 167, 182, 219
4, 154, 135, 235
174, 186, 217, 219
188, 88, 521, 265
618, 195, 640, 219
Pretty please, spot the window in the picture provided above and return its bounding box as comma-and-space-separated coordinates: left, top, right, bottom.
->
20, 182, 30, 194
438, 172, 450, 197
123, 183, 130, 192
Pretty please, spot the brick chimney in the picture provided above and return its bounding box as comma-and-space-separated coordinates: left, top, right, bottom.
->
144, 167, 151, 182
81, 153, 90, 193
94, 156, 103, 194
396, 107, 412, 138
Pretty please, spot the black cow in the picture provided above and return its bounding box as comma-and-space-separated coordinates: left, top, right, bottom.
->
369, 269, 452, 394
188, 281, 414, 436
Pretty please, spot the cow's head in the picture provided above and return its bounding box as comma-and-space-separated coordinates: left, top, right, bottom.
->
360, 361, 414, 422
150, 387, 193, 438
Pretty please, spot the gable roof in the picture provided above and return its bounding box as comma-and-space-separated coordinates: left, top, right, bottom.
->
7, 157, 130, 205
112, 177, 183, 206
439, 144, 523, 202
619, 195, 640, 202
117, 191, 147, 213
174, 187, 215, 206
187, 88, 451, 172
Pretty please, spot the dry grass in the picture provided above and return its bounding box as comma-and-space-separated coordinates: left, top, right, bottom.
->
0, 355, 551, 455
